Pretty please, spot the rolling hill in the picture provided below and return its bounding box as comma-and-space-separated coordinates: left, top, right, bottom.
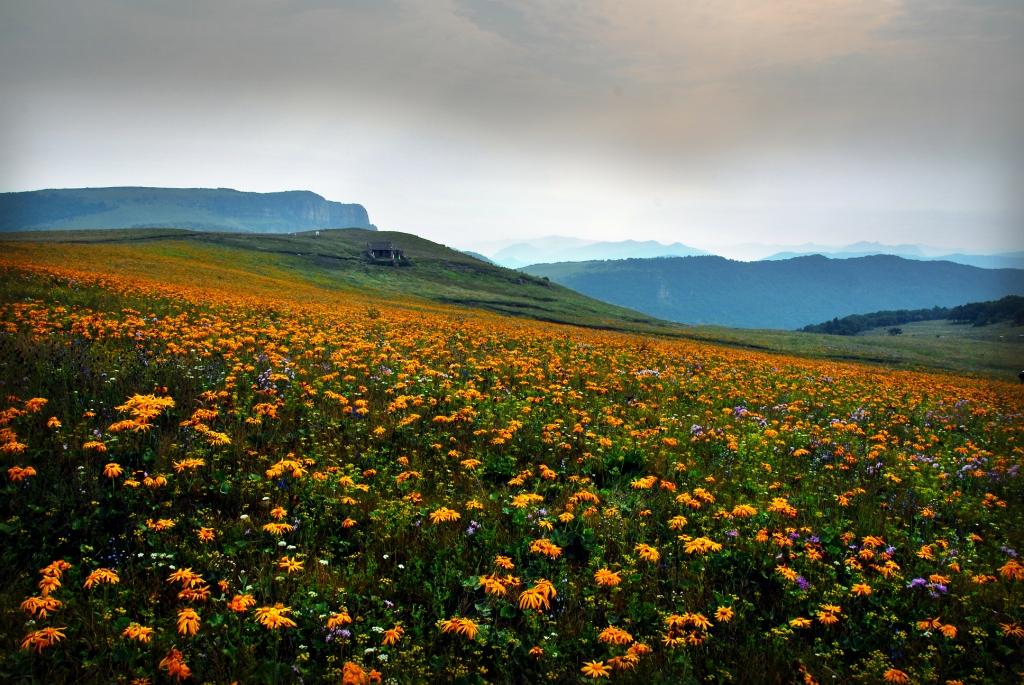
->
3, 228, 1022, 378
522, 254, 1024, 329
0, 228, 674, 334
0, 187, 373, 233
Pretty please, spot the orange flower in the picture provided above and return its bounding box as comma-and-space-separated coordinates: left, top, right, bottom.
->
122, 623, 155, 643
381, 624, 404, 646
20, 626, 66, 653
581, 660, 611, 679
176, 608, 201, 636
635, 543, 660, 563
254, 604, 298, 629
598, 625, 634, 645
278, 556, 304, 574
228, 593, 256, 612
83, 568, 120, 589
328, 609, 353, 628
159, 647, 192, 681
683, 537, 723, 554
439, 616, 480, 640
883, 668, 910, 684
998, 559, 1024, 581
594, 568, 622, 587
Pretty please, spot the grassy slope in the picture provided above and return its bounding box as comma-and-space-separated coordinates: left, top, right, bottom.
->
0, 228, 674, 334
675, 322, 1023, 380
3, 228, 1020, 379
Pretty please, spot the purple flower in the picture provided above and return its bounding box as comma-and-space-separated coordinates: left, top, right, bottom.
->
796, 576, 810, 591
908, 577, 927, 589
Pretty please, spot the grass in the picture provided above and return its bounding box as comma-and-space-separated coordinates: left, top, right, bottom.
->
0, 232, 1022, 683
2, 228, 1020, 380
665, 323, 1024, 381
0, 246, 1021, 684
0, 228, 676, 335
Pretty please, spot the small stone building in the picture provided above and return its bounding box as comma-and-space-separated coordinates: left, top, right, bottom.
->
365, 241, 405, 265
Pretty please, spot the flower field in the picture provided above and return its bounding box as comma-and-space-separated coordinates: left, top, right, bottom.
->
0, 249, 1022, 684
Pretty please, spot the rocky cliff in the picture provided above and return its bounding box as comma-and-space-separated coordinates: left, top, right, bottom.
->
0, 187, 373, 233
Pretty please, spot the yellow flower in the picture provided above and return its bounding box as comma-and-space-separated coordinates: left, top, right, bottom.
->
228, 594, 256, 612
262, 522, 295, 536
494, 555, 515, 570
529, 538, 562, 559
439, 616, 480, 640
20, 626, 66, 653
83, 568, 120, 589
598, 626, 634, 645
278, 556, 304, 574
594, 568, 622, 587
103, 463, 123, 479
429, 507, 461, 524
714, 606, 734, 623
635, 543, 660, 563
581, 660, 611, 679
327, 609, 352, 628
683, 537, 723, 554
122, 623, 154, 643
518, 587, 549, 611
254, 604, 298, 629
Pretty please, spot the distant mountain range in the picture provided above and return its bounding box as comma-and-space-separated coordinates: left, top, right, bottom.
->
483, 236, 708, 268
0, 187, 373, 233
522, 254, 1024, 329
761, 242, 1024, 270
475, 236, 1023, 271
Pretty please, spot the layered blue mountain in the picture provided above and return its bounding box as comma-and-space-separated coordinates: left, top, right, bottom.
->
0, 187, 373, 233
522, 254, 1024, 329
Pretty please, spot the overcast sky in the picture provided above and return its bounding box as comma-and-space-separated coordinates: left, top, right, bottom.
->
1, 0, 1021, 254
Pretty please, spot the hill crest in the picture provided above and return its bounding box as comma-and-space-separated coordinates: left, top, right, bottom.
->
0, 186, 373, 233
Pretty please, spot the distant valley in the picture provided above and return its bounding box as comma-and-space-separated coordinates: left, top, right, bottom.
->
0, 187, 373, 233
523, 254, 1024, 329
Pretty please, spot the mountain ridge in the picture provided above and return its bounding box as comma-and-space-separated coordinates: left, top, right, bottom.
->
522, 254, 1024, 329
0, 186, 374, 233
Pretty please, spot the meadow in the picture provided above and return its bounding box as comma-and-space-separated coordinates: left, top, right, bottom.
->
0, 239, 1022, 684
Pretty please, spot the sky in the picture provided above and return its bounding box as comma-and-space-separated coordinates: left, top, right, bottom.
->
1, 0, 1022, 255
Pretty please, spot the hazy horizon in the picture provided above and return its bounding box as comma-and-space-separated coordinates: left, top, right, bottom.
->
2, 1, 1021, 253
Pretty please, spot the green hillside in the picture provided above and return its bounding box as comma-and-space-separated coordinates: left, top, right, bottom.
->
5, 228, 1022, 379
0, 228, 675, 334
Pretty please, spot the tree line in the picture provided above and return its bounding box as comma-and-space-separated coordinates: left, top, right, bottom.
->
800, 295, 1024, 335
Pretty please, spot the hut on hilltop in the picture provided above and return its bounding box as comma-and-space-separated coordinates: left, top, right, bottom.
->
365, 241, 406, 265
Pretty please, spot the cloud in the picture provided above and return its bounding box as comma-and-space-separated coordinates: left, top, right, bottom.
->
0, 1, 1020, 249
